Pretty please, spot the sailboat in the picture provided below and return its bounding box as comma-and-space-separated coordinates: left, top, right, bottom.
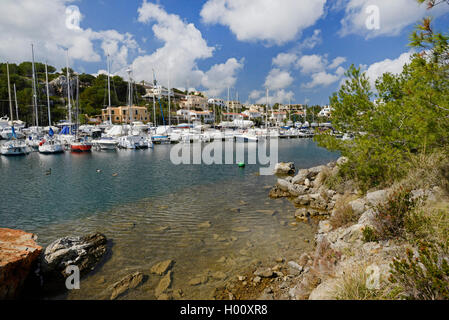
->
39, 62, 64, 154
70, 76, 92, 152
92, 54, 119, 151
1, 126, 30, 156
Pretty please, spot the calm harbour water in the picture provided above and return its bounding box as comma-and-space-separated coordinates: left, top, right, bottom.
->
0, 139, 338, 299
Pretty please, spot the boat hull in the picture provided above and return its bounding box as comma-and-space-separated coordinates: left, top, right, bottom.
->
70, 143, 92, 152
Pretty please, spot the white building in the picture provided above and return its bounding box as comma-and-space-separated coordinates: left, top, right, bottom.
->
242, 110, 262, 120
142, 83, 174, 100
180, 95, 209, 110
208, 98, 226, 108
176, 109, 215, 123
318, 105, 333, 118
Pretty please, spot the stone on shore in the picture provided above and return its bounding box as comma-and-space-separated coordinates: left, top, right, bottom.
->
274, 162, 296, 176
0, 228, 43, 299
150, 259, 175, 276
366, 189, 389, 207
41, 233, 107, 280
253, 268, 274, 278
292, 169, 309, 185
110, 272, 144, 300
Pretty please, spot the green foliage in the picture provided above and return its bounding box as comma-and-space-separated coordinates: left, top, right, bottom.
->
373, 187, 417, 240
315, 20, 449, 191
389, 243, 449, 300
362, 226, 380, 243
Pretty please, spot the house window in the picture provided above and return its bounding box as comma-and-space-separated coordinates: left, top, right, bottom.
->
123, 110, 126, 115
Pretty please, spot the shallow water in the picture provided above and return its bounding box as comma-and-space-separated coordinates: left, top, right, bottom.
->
0, 139, 339, 299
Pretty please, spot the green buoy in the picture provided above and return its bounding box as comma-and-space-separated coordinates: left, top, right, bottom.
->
238, 162, 245, 168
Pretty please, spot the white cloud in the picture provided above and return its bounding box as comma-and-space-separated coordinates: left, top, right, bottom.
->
329, 57, 347, 69
303, 71, 342, 89
134, 1, 214, 88
364, 51, 413, 88
249, 90, 263, 101
256, 89, 294, 105
296, 54, 327, 74
340, 0, 449, 38
264, 68, 294, 90
297, 29, 323, 51
201, 58, 244, 97
0, 0, 139, 71
134, 1, 243, 97
200, 0, 327, 45
272, 53, 297, 68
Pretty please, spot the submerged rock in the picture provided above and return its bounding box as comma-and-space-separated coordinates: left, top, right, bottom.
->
0, 228, 43, 299
232, 227, 250, 233
155, 271, 172, 298
150, 259, 175, 276
41, 233, 107, 285
110, 271, 144, 300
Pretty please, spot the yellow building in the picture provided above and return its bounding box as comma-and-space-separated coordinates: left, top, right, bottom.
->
101, 106, 150, 124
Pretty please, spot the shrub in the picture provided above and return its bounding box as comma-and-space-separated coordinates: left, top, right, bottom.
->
329, 193, 359, 229
372, 187, 417, 240
389, 243, 449, 300
362, 226, 380, 243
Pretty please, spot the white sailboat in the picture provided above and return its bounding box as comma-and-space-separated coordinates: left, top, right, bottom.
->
1, 127, 30, 156
39, 62, 64, 154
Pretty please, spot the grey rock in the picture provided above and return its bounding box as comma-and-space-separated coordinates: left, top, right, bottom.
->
41, 233, 107, 279
288, 261, 303, 272
274, 162, 296, 175
292, 169, 309, 185
366, 189, 389, 207
349, 198, 366, 216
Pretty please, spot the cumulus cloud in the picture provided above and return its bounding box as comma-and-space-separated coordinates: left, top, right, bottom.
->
329, 56, 347, 69
0, 0, 139, 71
255, 89, 294, 105
272, 53, 298, 68
364, 51, 413, 88
296, 54, 328, 74
264, 68, 294, 90
201, 58, 244, 97
303, 70, 342, 89
133, 1, 243, 97
200, 0, 327, 45
339, 0, 449, 38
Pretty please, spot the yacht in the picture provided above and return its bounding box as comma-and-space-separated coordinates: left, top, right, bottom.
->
38, 139, 64, 154
1, 140, 30, 156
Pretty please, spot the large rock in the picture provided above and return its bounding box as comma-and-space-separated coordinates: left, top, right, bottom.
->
0, 228, 43, 299
288, 184, 309, 197
276, 179, 291, 192
274, 162, 296, 176
366, 190, 389, 207
110, 272, 144, 300
41, 233, 107, 285
349, 198, 366, 216
307, 165, 327, 179
292, 169, 309, 185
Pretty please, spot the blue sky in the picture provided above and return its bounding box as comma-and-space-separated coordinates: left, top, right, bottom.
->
0, 0, 448, 105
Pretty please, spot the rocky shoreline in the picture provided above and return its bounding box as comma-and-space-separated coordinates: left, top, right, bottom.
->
215, 158, 443, 300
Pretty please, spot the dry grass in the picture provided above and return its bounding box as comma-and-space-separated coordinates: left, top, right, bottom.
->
332, 265, 401, 300
329, 193, 360, 229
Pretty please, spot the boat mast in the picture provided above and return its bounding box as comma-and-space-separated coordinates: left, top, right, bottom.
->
66, 49, 72, 133
6, 62, 13, 122
107, 54, 112, 125
168, 71, 171, 127
75, 76, 79, 140
127, 67, 132, 124
45, 62, 51, 126
265, 88, 269, 133
31, 45, 39, 127
152, 69, 156, 127
13, 84, 19, 121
